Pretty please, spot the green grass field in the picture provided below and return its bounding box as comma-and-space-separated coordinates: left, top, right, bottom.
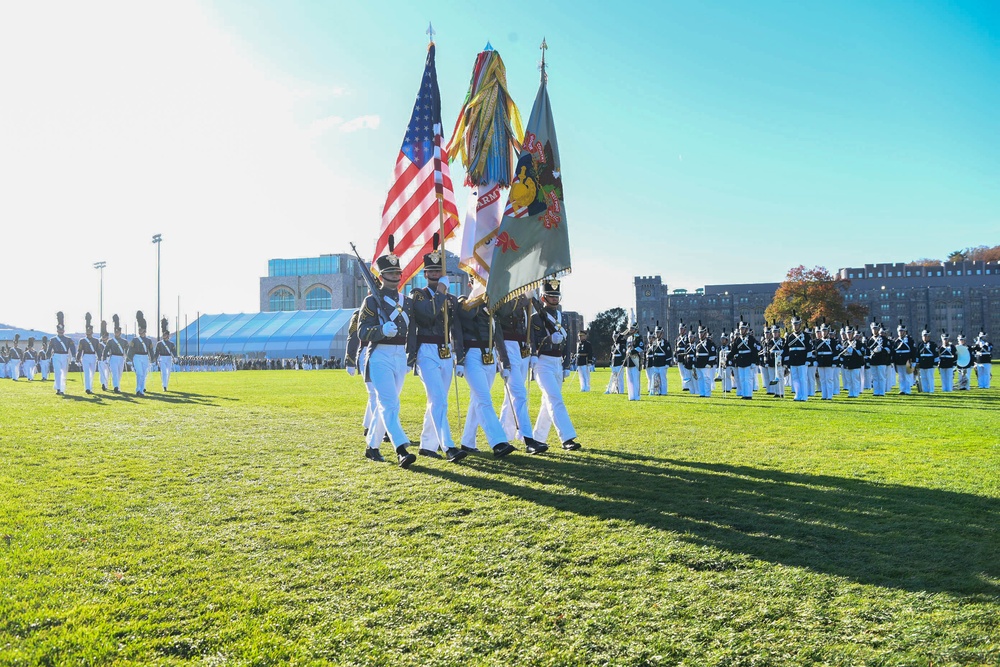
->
2, 369, 999, 666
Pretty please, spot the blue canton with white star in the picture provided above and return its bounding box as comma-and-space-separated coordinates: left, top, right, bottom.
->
400, 44, 442, 169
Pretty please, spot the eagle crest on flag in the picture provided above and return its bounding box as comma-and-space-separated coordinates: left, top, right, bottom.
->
503, 131, 562, 227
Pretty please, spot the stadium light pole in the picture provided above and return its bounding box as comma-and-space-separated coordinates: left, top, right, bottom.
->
152, 234, 162, 339
93, 261, 106, 322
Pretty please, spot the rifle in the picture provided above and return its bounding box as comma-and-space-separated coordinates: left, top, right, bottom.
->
349, 242, 399, 324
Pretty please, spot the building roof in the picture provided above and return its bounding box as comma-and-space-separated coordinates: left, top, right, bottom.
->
0, 327, 56, 342
176, 310, 355, 358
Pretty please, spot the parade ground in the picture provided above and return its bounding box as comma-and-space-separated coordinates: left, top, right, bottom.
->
3, 369, 999, 666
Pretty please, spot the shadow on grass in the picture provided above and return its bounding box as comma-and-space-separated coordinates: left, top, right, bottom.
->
421, 449, 1000, 597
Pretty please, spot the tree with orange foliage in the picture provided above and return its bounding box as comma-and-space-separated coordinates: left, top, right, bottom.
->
764, 266, 868, 328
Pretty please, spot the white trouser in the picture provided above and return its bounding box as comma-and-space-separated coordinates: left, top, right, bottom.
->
500, 340, 533, 442
720, 366, 734, 392
460, 348, 506, 449
532, 355, 576, 444
762, 365, 775, 393
416, 343, 455, 452
818, 366, 837, 399
956, 367, 971, 390
39, 359, 49, 380
806, 366, 816, 395
109, 356, 125, 389
133, 355, 150, 393
21, 359, 35, 379
678, 362, 692, 391
99, 358, 110, 388
789, 365, 810, 401
940, 367, 954, 392
977, 363, 992, 389
358, 347, 376, 432
7, 359, 21, 380
869, 365, 886, 396
159, 357, 173, 389
578, 364, 591, 392
648, 366, 667, 395
606, 365, 624, 394
895, 365, 912, 394
82, 354, 97, 392
366, 345, 409, 450
918, 367, 935, 393
693, 367, 713, 397
736, 366, 755, 397
52, 353, 68, 392
625, 366, 640, 400
845, 368, 862, 397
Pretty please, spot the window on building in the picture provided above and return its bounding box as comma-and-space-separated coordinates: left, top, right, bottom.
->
916, 270, 922, 276
947, 270, 953, 276
977, 270, 982, 275
957, 270, 963, 276
906, 271, 912, 277
877, 272, 883, 277
269, 288, 295, 311
305, 286, 333, 310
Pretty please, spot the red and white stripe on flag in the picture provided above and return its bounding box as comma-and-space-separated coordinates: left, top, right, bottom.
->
374, 135, 460, 287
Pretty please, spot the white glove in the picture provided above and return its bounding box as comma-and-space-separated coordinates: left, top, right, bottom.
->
455, 364, 465, 378
529, 356, 538, 369
346, 365, 356, 377
500, 367, 511, 379
551, 331, 565, 345
563, 369, 571, 380
381, 321, 398, 338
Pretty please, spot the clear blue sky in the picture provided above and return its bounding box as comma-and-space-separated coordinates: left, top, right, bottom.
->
1, 0, 997, 329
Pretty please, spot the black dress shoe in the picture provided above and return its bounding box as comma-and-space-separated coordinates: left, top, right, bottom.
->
383, 433, 391, 443
418, 448, 443, 459
445, 448, 468, 463
113, 388, 120, 393
492, 442, 516, 458
561, 439, 582, 451
365, 448, 386, 463
524, 438, 548, 454
86, 390, 93, 395
396, 446, 416, 469
102, 384, 107, 391
460, 445, 480, 453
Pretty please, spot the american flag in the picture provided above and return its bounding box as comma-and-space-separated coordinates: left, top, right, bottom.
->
373, 43, 460, 286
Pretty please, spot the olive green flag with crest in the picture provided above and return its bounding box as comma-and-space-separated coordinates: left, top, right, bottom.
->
485, 64, 571, 311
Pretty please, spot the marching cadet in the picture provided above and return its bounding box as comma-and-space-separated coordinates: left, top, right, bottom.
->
938, 331, 957, 392
973, 331, 992, 389
0, 345, 8, 379
623, 320, 644, 401
717, 332, 734, 393
529, 278, 581, 450
105, 315, 127, 393
7, 334, 22, 380
914, 326, 939, 393
688, 322, 718, 398
838, 327, 866, 398
455, 296, 516, 457
357, 237, 419, 467
346, 308, 379, 439
762, 324, 784, 397
782, 313, 812, 401
47, 313, 76, 395
22, 337, 37, 380
127, 311, 153, 396
155, 318, 178, 392
892, 321, 916, 395
77, 313, 101, 395
863, 321, 879, 390
496, 293, 547, 454
407, 236, 467, 463
645, 323, 669, 395
867, 322, 892, 397
574, 330, 594, 392
38, 336, 50, 381
955, 333, 973, 390
675, 321, 692, 392
605, 324, 627, 394
98, 321, 111, 391
813, 321, 840, 400
729, 319, 762, 399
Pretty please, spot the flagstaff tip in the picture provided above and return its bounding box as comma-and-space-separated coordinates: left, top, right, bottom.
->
426, 22, 435, 43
